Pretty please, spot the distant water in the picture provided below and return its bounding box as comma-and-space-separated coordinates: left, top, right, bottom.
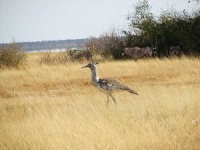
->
27, 48, 83, 53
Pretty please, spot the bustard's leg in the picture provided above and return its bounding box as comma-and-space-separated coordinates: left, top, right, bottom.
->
107, 94, 110, 108
110, 93, 117, 105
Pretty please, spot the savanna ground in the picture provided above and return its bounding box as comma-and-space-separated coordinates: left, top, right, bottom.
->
0, 53, 200, 150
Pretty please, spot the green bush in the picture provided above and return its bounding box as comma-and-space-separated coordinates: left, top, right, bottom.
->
0, 42, 27, 68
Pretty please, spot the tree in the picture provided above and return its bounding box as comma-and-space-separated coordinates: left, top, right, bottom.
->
124, 0, 157, 47
124, 0, 200, 57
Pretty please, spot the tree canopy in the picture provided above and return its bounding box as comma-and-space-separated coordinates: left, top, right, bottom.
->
124, 0, 200, 57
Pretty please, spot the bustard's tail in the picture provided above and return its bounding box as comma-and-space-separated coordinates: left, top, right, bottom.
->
127, 88, 138, 95
102, 78, 138, 95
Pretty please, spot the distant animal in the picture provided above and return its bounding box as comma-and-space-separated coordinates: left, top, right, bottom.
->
122, 47, 155, 59
69, 50, 92, 60
0, 63, 5, 69
168, 46, 181, 57
82, 62, 138, 107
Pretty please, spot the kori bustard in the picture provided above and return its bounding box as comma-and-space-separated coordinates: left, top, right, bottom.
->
82, 62, 138, 107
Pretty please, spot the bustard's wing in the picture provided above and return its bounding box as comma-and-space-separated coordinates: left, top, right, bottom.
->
99, 78, 138, 95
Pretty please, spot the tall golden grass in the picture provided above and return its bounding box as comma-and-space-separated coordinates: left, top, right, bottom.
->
0, 54, 200, 149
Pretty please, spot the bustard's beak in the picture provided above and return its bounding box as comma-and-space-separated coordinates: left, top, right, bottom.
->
81, 64, 89, 68
81, 62, 98, 68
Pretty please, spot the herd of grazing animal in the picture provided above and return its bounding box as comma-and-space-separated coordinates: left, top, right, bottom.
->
72, 46, 181, 61
121, 46, 181, 59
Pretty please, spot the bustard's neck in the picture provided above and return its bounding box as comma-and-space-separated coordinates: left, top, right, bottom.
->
90, 66, 99, 86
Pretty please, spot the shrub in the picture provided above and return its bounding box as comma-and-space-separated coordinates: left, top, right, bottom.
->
86, 29, 124, 60
0, 42, 27, 68
39, 51, 70, 64
39, 49, 93, 64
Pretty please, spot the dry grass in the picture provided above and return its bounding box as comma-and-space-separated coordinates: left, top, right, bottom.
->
0, 54, 200, 149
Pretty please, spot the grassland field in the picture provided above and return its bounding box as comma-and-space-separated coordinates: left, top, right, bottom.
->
0, 53, 200, 149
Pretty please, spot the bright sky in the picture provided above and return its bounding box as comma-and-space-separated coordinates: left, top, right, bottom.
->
0, 0, 198, 43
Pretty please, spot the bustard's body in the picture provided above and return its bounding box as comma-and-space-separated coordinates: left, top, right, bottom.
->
82, 62, 138, 107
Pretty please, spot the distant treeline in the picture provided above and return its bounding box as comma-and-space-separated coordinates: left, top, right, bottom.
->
0, 39, 89, 51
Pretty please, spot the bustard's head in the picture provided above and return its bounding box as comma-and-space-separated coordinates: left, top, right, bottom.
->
81, 62, 98, 70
